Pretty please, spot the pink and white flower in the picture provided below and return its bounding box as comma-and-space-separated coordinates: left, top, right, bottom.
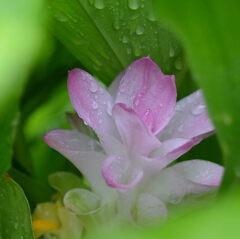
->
44, 57, 223, 224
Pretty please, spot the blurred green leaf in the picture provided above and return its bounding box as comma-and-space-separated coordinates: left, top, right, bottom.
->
0, 0, 44, 175
24, 82, 79, 182
0, 175, 34, 239
13, 123, 34, 175
153, 0, 240, 187
49, 0, 185, 84
88, 189, 240, 239
20, 40, 79, 120
49, 171, 85, 196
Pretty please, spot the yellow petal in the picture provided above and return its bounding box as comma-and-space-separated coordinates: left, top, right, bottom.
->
32, 219, 61, 238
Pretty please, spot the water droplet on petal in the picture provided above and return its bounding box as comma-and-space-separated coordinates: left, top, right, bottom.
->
134, 92, 144, 106
128, 0, 140, 10
94, 0, 105, 9
177, 124, 183, 133
89, 81, 98, 93
142, 108, 154, 130
92, 101, 98, 110
106, 102, 112, 116
192, 105, 206, 116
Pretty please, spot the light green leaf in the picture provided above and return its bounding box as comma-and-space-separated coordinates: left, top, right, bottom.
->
49, 171, 85, 195
87, 190, 240, 239
0, 0, 44, 174
0, 175, 34, 239
49, 0, 185, 84
153, 0, 240, 187
64, 188, 100, 215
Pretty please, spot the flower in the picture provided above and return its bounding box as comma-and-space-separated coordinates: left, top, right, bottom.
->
44, 57, 223, 225
32, 201, 83, 239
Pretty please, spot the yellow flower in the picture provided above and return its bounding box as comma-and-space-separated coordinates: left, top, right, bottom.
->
32, 201, 83, 239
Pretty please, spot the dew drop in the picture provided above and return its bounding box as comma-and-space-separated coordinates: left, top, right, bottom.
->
169, 46, 175, 58
191, 105, 206, 116
147, 11, 157, 21
55, 11, 68, 22
122, 35, 128, 43
88, 0, 94, 4
134, 45, 141, 56
113, 20, 120, 30
106, 102, 112, 116
92, 101, 98, 110
142, 109, 154, 130
134, 92, 144, 106
177, 124, 183, 133
174, 58, 183, 70
136, 25, 144, 35
127, 47, 132, 55
14, 223, 19, 230
94, 0, 105, 9
89, 81, 98, 93
130, 12, 140, 20
128, 0, 140, 10
143, 109, 151, 117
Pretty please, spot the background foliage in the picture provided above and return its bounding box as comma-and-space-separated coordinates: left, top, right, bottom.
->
0, 0, 239, 238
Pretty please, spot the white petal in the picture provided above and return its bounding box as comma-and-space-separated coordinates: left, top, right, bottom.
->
172, 159, 224, 187
135, 193, 168, 226
43, 129, 114, 199
160, 90, 214, 140
146, 160, 223, 204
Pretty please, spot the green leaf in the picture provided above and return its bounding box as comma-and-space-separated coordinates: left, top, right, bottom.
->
87, 189, 240, 239
9, 168, 53, 208
49, 0, 185, 84
24, 82, 79, 182
152, 0, 240, 187
0, 175, 34, 239
0, 0, 44, 175
49, 171, 85, 195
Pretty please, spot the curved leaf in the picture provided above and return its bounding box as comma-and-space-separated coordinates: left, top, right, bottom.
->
0, 175, 34, 239
152, 0, 240, 187
49, 0, 185, 84
0, 0, 44, 175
